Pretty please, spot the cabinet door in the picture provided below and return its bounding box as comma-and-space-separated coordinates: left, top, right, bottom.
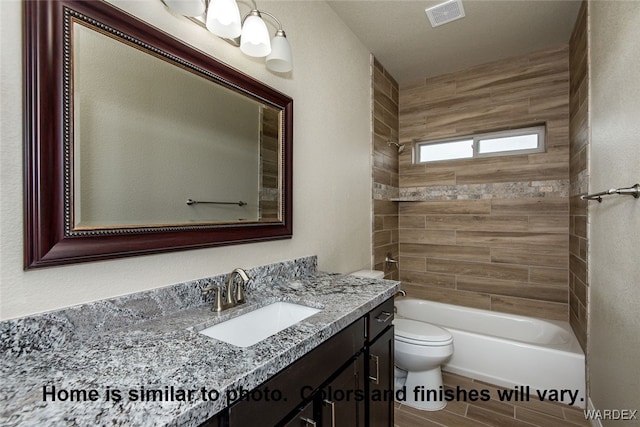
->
367, 326, 394, 427
320, 353, 365, 427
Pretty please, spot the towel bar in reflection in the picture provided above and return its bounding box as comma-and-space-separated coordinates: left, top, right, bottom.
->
186, 199, 247, 207
580, 184, 639, 203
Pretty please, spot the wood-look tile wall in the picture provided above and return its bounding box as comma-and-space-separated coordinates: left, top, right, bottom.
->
569, 1, 589, 352
372, 57, 400, 279
397, 46, 571, 320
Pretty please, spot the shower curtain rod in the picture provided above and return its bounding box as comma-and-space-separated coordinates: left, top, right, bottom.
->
580, 184, 639, 203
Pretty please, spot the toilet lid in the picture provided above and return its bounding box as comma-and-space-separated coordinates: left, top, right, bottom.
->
394, 318, 452, 343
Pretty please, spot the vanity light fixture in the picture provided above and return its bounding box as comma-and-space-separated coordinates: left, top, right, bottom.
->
161, 0, 293, 73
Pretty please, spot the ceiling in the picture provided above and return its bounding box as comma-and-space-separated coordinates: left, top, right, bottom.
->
327, 0, 582, 85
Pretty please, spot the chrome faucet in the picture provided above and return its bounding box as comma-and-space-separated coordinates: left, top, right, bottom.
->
202, 268, 252, 312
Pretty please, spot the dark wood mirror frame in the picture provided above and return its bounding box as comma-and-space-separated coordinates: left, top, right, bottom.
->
23, 0, 293, 269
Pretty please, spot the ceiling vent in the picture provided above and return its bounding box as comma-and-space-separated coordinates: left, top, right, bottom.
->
425, 0, 466, 28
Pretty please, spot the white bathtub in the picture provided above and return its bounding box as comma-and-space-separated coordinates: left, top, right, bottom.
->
394, 298, 586, 408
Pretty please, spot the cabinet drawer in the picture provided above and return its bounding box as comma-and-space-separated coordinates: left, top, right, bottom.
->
367, 298, 394, 342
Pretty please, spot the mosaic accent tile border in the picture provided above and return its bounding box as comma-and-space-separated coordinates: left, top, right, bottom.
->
397, 180, 569, 201
570, 169, 589, 197
373, 182, 399, 200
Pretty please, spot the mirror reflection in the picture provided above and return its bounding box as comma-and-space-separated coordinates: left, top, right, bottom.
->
72, 22, 281, 229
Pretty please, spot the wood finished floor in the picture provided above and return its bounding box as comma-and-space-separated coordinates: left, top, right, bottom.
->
394, 372, 591, 427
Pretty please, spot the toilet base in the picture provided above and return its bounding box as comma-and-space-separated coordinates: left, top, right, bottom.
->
395, 367, 447, 411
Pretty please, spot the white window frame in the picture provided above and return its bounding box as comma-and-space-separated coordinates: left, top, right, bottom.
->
414, 125, 546, 164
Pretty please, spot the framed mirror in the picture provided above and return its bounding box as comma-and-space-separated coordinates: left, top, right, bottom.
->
24, 0, 293, 268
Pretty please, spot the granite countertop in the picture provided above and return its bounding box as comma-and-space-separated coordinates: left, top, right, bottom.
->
0, 270, 398, 426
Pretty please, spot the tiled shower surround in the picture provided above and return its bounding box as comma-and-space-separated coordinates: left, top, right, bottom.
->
372, 57, 400, 280
568, 1, 589, 353
390, 44, 571, 321
370, 41, 592, 425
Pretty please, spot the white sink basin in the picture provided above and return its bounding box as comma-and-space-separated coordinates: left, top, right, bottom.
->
198, 302, 321, 348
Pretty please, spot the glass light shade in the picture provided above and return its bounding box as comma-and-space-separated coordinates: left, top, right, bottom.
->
240, 13, 271, 57
266, 31, 293, 73
162, 0, 206, 17
205, 0, 241, 38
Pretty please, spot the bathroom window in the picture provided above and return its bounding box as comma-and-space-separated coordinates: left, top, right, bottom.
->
415, 126, 545, 163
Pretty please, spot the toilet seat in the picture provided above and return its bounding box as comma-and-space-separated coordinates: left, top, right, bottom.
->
394, 318, 453, 346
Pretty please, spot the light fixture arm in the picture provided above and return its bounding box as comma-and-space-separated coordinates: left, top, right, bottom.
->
254, 10, 284, 32
239, 9, 284, 34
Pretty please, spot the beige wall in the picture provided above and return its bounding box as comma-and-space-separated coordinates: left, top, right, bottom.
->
588, 0, 640, 417
397, 46, 571, 320
0, 1, 373, 320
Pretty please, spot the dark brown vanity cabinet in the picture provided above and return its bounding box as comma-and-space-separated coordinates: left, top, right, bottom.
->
203, 298, 395, 427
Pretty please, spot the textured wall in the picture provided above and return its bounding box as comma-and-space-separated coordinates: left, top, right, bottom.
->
397, 46, 571, 320
588, 0, 640, 417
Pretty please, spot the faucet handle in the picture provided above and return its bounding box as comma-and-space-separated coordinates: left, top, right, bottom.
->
202, 284, 218, 295
203, 285, 225, 312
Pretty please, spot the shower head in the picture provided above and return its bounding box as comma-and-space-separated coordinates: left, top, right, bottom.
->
387, 141, 405, 154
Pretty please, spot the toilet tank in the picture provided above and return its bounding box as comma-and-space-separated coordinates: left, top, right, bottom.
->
350, 270, 385, 279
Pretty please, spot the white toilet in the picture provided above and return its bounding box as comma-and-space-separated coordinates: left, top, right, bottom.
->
394, 318, 453, 411
349, 270, 454, 411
